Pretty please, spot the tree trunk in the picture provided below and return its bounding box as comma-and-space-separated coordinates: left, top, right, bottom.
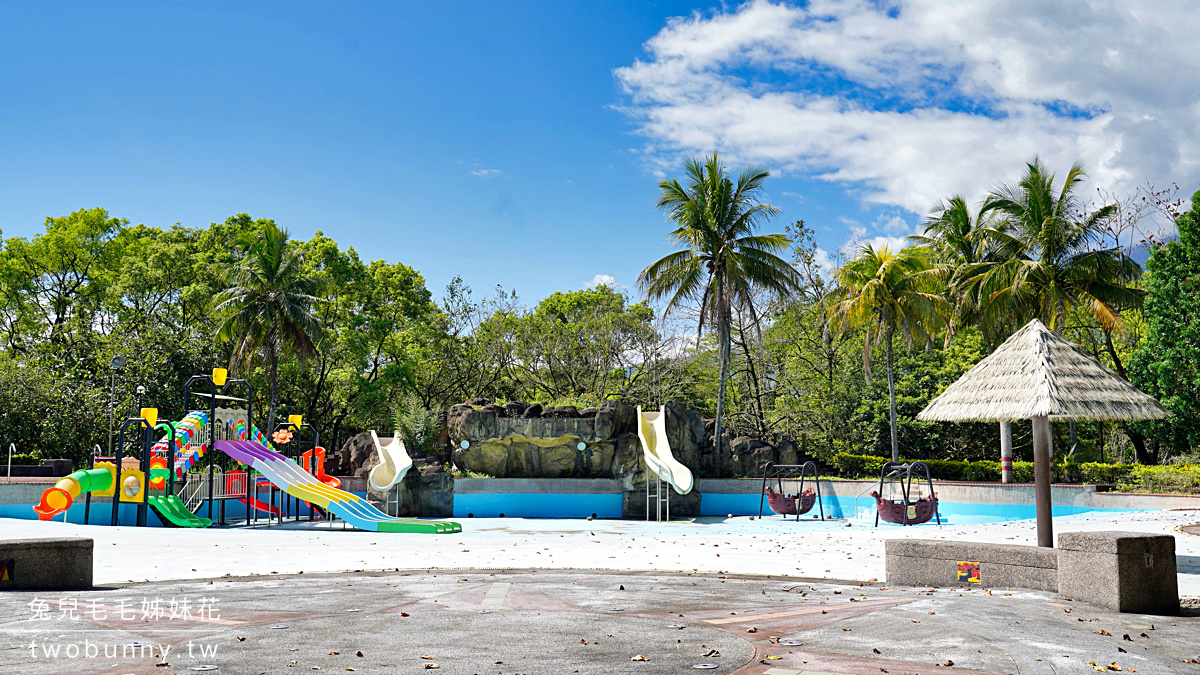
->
267, 350, 279, 438
712, 313, 732, 462
1120, 421, 1153, 464
885, 321, 899, 463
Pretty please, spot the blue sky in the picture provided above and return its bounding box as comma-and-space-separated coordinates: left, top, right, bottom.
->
1, 1, 1191, 304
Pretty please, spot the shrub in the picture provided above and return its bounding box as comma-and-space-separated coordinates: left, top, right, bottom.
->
1116, 464, 1200, 494
834, 452, 1083, 484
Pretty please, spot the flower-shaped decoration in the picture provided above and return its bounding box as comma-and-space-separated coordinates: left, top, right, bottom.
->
272, 429, 294, 445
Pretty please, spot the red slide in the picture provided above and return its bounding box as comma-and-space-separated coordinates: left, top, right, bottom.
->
239, 495, 281, 516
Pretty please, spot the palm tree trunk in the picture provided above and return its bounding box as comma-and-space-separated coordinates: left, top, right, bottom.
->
267, 349, 279, 437
713, 309, 732, 460
885, 321, 899, 463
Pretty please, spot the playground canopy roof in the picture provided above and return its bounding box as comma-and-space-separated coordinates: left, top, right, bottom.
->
190, 392, 249, 402
917, 319, 1171, 423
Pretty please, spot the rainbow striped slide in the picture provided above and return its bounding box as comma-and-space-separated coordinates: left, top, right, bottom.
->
214, 440, 460, 534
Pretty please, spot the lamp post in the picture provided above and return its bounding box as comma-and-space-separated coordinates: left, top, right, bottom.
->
108, 356, 127, 456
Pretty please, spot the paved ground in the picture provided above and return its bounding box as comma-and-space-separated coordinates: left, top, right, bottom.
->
2, 509, 1198, 595
1, 569, 1197, 675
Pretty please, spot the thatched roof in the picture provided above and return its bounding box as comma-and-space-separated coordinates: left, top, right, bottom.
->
917, 319, 1171, 422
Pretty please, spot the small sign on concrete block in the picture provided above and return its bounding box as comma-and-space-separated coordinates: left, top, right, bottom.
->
957, 561, 981, 583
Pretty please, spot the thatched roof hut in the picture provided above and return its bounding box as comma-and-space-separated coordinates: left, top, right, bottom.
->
918, 319, 1170, 423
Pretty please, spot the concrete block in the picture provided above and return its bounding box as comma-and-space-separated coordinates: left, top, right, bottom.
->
0, 538, 93, 590
886, 539, 1058, 592
1058, 531, 1178, 615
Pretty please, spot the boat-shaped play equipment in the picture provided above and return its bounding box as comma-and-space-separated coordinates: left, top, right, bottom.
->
758, 461, 824, 521
869, 460, 940, 526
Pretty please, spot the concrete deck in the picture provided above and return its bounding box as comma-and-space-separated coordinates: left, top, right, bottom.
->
0, 568, 1196, 674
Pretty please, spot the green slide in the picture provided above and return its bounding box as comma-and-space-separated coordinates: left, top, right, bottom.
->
147, 495, 212, 528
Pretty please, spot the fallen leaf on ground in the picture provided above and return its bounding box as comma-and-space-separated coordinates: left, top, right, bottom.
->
355, 651, 363, 657
746, 627, 757, 633
237, 637, 246, 641
630, 655, 649, 661
702, 649, 719, 657
873, 648, 881, 654
400, 612, 409, 617
423, 664, 439, 670
328, 651, 339, 655
421, 655, 435, 660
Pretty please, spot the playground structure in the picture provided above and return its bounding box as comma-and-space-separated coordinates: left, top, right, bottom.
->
869, 461, 941, 526
635, 405, 694, 521
758, 461, 825, 521
30, 368, 461, 534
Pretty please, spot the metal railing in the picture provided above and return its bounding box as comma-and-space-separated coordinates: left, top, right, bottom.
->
6, 443, 13, 483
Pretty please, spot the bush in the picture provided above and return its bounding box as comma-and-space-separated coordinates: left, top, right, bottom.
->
835, 452, 1065, 484
5, 453, 40, 466
1116, 465, 1200, 494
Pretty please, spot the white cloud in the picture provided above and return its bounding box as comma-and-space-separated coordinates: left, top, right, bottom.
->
616, 0, 1200, 217
811, 246, 836, 278
588, 274, 619, 288
471, 169, 501, 177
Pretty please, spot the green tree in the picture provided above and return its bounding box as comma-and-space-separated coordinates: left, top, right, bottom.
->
827, 244, 946, 462
215, 220, 324, 433
1131, 189, 1200, 458
637, 154, 801, 451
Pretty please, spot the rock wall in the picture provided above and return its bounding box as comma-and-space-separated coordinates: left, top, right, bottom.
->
334, 399, 819, 519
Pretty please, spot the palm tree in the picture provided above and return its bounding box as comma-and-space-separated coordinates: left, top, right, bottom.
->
215, 222, 324, 434
910, 195, 1010, 350
637, 154, 801, 455
970, 159, 1142, 332
827, 244, 946, 462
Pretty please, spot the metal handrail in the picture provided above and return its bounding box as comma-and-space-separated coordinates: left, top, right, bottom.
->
853, 466, 907, 520
6, 443, 13, 483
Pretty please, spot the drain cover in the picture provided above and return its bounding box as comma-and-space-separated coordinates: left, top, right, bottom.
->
692, 665, 719, 669
346, 608, 364, 612
476, 609, 493, 614
190, 667, 219, 672
607, 607, 625, 612
777, 639, 803, 646
268, 624, 289, 629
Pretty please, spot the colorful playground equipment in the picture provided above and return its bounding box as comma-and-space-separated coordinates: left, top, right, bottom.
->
215, 439, 460, 533
31, 368, 460, 534
32, 468, 113, 520
301, 447, 341, 489
758, 461, 825, 521
870, 461, 941, 526
636, 405, 694, 521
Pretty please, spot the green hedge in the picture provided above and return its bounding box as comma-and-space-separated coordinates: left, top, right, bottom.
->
834, 452, 1035, 483
833, 453, 1199, 492
5, 453, 40, 466
1116, 465, 1200, 494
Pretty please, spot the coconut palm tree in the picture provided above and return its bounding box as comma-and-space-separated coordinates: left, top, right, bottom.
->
910, 195, 1012, 350
214, 222, 324, 434
637, 154, 801, 455
827, 244, 947, 462
969, 159, 1142, 332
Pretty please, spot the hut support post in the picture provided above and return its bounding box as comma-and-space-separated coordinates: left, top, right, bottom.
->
1032, 415, 1054, 548
1000, 421, 1013, 484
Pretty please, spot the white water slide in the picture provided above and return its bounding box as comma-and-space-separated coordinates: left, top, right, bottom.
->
636, 406, 694, 495
367, 430, 414, 492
